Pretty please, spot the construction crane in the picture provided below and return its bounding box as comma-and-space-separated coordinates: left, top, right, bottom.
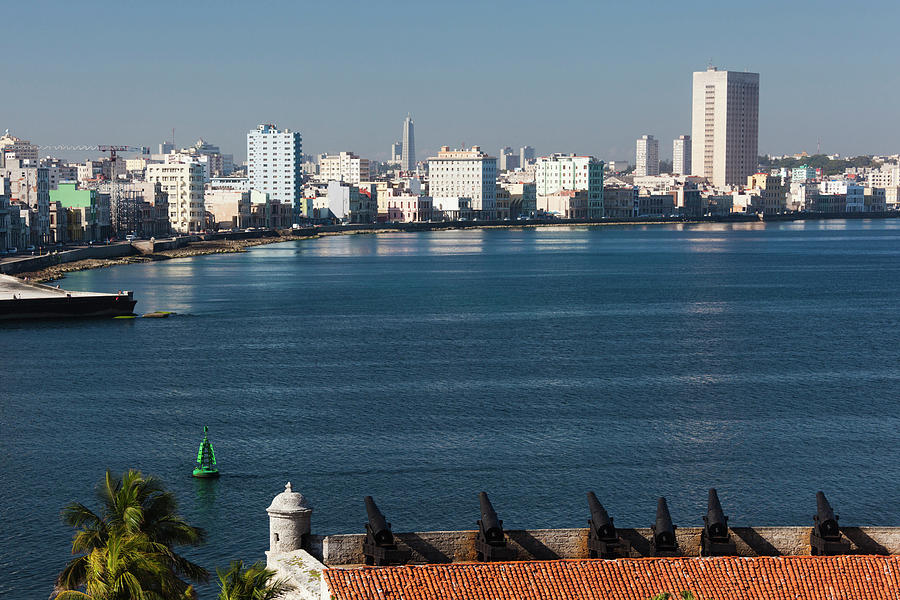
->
98, 145, 150, 163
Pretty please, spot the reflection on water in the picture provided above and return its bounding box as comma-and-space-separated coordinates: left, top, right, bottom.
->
194, 478, 219, 513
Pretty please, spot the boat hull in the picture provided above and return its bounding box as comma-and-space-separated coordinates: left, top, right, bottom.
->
0, 296, 137, 320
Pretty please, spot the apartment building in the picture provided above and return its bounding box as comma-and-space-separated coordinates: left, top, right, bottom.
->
534, 154, 604, 218
147, 162, 205, 233
428, 146, 498, 219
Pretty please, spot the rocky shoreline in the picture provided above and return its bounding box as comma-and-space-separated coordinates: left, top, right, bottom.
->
16, 235, 318, 283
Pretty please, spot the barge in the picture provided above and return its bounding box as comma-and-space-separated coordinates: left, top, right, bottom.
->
0, 274, 136, 320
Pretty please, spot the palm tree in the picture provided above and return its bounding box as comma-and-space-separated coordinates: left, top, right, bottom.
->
55, 470, 207, 598
55, 530, 194, 600
215, 561, 287, 600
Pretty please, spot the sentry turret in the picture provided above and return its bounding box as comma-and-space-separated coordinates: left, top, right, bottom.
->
650, 497, 679, 556
586, 492, 631, 559
701, 488, 736, 556
362, 496, 410, 566
810, 491, 850, 555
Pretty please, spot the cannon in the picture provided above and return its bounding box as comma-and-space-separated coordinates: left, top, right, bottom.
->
475, 492, 515, 561
810, 491, 849, 555
700, 488, 736, 556
361, 496, 410, 566
650, 497, 679, 556
586, 492, 631, 558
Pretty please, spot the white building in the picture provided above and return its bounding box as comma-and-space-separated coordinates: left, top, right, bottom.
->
209, 176, 249, 191
146, 162, 205, 233
691, 66, 759, 188
869, 164, 899, 188
318, 152, 370, 185
247, 123, 303, 219
427, 146, 497, 219
635, 135, 659, 177
401, 115, 415, 172
384, 192, 433, 222
534, 154, 604, 218
0, 132, 39, 164
390, 142, 402, 163
821, 180, 865, 212
673, 135, 691, 175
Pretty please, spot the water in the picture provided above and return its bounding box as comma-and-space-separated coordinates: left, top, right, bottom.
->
3, 220, 900, 598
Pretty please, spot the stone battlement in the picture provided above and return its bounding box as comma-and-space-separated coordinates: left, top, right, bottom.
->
307, 526, 900, 566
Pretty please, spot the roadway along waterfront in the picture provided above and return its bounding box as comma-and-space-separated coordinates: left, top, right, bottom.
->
3, 220, 900, 599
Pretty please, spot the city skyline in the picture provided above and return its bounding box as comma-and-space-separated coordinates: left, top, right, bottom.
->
3, 0, 899, 163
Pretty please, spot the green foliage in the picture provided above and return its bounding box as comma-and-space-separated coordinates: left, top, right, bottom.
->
216, 561, 288, 600
759, 154, 875, 176
55, 470, 207, 599
648, 593, 696, 600
55, 530, 193, 600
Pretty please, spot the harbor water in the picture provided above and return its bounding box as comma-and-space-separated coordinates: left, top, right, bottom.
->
3, 221, 900, 598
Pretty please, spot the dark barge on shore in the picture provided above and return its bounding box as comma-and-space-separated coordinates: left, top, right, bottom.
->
0, 274, 136, 320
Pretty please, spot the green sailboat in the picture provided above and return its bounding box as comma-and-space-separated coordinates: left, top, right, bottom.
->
192, 426, 219, 478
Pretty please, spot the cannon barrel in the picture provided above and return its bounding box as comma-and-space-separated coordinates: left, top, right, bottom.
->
815, 491, 840, 539
587, 491, 616, 540
364, 496, 394, 546
653, 496, 676, 547
478, 492, 504, 543
704, 488, 728, 540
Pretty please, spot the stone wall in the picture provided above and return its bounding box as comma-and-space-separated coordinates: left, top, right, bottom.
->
312, 527, 900, 565
0, 243, 135, 274
132, 236, 201, 255
266, 549, 327, 600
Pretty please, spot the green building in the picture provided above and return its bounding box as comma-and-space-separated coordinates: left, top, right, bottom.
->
49, 183, 110, 241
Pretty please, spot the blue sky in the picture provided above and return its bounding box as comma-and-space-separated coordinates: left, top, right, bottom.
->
4, 0, 899, 163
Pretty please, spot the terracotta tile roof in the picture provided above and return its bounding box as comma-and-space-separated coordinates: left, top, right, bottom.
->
323, 556, 900, 600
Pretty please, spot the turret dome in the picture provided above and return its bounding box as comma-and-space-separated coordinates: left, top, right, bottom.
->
267, 482, 311, 515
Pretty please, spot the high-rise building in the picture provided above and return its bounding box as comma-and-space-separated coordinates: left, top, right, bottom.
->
391, 142, 403, 163
691, 66, 759, 188
635, 135, 659, 177
401, 115, 415, 172
519, 146, 535, 166
534, 154, 604, 219
673, 135, 691, 175
427, 146, 497, 219
318, 152, 371, 185
146, 161, 205, 233
247, 123, 303, 218
499, 147, 520, 171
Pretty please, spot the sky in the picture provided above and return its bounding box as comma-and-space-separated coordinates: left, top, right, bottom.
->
4, 0, 899, 164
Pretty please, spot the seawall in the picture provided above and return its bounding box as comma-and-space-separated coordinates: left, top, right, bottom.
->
0, 244, 136, 275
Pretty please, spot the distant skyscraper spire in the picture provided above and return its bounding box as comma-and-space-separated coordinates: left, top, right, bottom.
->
401, 114, 415, 172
